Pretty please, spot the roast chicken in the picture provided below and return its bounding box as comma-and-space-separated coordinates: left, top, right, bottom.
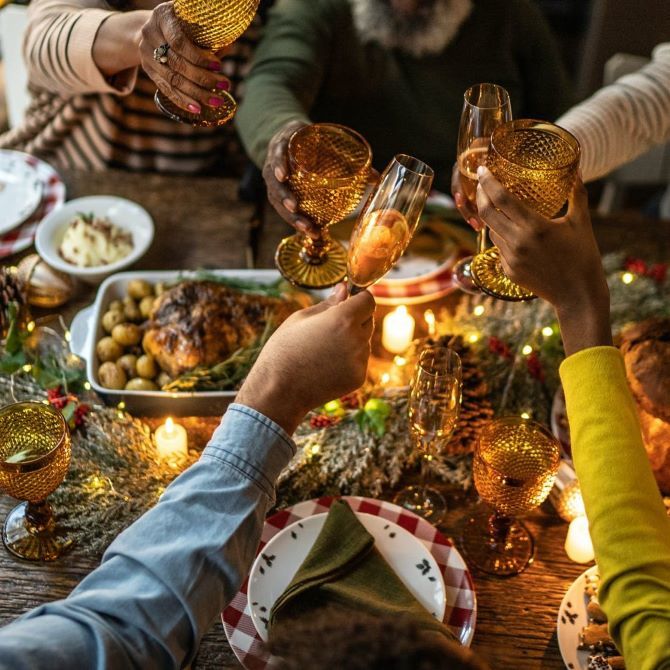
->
143, 281, 301, 378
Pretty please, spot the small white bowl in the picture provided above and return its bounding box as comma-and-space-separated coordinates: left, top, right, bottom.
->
35, 195, 154, 284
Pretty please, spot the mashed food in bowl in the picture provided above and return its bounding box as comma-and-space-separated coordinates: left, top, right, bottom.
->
59, 213, 133, 267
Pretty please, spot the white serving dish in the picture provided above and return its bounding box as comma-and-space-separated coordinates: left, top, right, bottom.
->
36, 195, 154, 284
70, 269, 316, 417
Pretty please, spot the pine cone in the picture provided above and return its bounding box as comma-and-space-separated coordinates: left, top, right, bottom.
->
0, 266, 27, 338
413, 334, 495, 455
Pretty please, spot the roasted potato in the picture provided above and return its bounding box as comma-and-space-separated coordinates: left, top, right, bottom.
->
109, 300, 123, 312
127, 279, 153, 300
156, 371, 172, 388
111, 323, 142, 347
102, 309, 125, 334
117, 354, 138, 378
136, 354, 158, 379
98, 361, 127, 390
125, 377, 159, 391
123, 297, 142, 322
139, 295, 156, 319
96, 336, 123, 363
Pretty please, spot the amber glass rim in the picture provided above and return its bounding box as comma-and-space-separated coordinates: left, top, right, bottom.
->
0, 401, 69, 474
476, 416, 561, 477
392, 154, 435, 179
288, 123, 373, 186
463, 83, 511, 111
490, 119, 581, 172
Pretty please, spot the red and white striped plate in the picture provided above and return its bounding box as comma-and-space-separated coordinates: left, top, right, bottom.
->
0, 151, 65, 259
222, 495, 477, 668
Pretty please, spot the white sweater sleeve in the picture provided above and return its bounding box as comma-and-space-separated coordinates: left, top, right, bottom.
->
557, 43, 670, 182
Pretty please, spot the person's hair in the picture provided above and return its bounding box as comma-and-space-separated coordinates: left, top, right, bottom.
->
267, 608, 489, 670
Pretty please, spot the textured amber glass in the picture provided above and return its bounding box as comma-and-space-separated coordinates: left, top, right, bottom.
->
275, 124, 372, 289
0, 402, 70, 502
473, 417, 560, 516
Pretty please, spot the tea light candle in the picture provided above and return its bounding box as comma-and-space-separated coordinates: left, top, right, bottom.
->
565, 515, 595, 563
155, 417, 188, 465
382, 305, 415, 354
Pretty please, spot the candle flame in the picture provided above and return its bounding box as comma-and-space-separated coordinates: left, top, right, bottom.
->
165, 417, 175, 434
381, 372, 391, 384
424, 309, 436, 336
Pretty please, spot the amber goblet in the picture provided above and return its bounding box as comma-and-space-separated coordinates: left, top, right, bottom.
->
154, 0, 260, 127
0, 402, 72, 561
347, 154, 434, 293
459, 417, 560, 576
275, 123, 372, 289
470, 119, 581, 301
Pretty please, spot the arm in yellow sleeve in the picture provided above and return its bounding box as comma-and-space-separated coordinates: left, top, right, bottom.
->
560, 346, 670, 670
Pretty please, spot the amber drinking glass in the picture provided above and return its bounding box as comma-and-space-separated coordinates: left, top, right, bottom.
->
154, 0, 260, 127
460, 417, 560, 576
347, 154, 434, 293
452, 84, 512, 294
470, 119, 581, 301
394, 347, 462, 524
275, 123, 372, 289
0, 402, 72, 561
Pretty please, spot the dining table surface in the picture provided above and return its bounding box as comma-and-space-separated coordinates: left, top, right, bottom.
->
1, 167, 670, 669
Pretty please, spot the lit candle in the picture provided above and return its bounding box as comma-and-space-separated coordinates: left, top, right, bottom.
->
424, 309, 436, 337
382, 305, 415, 354
565, 515, 595, 563
155, 417, 188, 466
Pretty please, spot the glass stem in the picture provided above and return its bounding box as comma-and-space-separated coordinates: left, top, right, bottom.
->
301, 226, 330, 264
488, 511, 513, 547
477, 227, 488, 254
419, 449, 431, 489
25, 500, 54, 533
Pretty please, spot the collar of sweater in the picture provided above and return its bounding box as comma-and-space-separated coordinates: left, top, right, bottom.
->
349, 0, 473, 58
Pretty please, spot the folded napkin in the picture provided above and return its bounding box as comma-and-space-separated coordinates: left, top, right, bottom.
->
269, 499, 457, 643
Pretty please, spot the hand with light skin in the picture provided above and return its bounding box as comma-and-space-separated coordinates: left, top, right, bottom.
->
93, 1, 232, 116
236, 284, 376, 434
475, 166, 612, 356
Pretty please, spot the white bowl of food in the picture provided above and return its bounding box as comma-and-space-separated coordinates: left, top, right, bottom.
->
36, 195, 154, 284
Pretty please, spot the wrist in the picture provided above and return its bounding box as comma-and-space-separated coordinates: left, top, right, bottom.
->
94, 11, 148, 77
555, 290, 612, 357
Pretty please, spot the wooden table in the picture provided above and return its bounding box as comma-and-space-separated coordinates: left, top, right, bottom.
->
2, 170, 669, 669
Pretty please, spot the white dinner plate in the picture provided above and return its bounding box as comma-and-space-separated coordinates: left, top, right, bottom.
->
0, 150, 43, 234
557, 565, 599, 670
247, 511, 447, 642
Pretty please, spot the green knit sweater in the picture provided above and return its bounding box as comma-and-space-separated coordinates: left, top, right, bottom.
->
236, 0, 572, 191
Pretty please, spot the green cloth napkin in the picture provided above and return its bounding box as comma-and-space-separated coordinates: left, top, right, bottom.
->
269, 500, 457, 643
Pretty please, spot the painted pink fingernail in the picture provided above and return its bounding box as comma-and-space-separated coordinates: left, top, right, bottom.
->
274, 167, 286, 182
187, 103, 201, 114
282, 198, 296, 213
469, 217, 479, 229
216, 79, 231, 91
454, 193, 463, 206
208, 61, 221, 71
208, 96, 225, 107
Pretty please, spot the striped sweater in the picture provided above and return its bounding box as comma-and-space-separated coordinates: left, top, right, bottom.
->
0, 0, 260, 174
557, 43, 670, 182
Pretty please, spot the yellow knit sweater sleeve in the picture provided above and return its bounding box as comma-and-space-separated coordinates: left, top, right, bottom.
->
560, 346, 670, 670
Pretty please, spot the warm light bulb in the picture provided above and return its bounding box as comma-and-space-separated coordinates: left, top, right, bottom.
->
473, 305, 485, 316
468, 333, 480, 344
622, 272, 635, 285
542, 326, 554, 337
522, 344, 533, 356
381, 373, 391, 384
394, 356, 407, 367
520, 412, 530, 420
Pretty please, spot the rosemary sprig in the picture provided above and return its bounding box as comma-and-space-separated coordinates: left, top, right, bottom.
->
163, 319, 275, 392
183, 272, 288, 298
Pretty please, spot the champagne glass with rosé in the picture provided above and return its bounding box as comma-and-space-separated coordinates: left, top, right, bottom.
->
451, 83, 512, 294
347, 155, 434, 294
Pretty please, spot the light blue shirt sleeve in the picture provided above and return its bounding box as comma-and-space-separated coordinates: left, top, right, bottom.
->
0, 404, 296, 670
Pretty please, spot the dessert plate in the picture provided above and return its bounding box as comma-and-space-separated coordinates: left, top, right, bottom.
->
0, 150, 44, 235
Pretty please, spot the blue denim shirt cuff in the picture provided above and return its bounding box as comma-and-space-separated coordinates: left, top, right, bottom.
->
202, 403, 297, 501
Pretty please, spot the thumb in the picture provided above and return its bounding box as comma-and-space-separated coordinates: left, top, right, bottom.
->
567, 177, 589, 225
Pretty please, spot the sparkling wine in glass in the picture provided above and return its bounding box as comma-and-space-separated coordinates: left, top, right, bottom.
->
452, 84, 512, 294
470, 119, 581, 301
275, 123, 372, 289
459, 416, 560, 576
347, 154, 434, 293
394, 347, 462, 524
0, 402, 72, 561
155, 0, 260, 127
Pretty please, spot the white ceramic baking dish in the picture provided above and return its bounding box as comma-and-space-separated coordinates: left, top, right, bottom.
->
70, 269, 314, 417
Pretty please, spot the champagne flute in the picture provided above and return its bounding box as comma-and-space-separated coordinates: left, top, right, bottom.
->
452, 84, 512, 294
347, 155, 434, 294
470, 119, 581, 301
394, 347, 462, 524
0, 402, 72, 561
154, 0, 260, 127
459, 417, 560, 576
275, 123, 372, 289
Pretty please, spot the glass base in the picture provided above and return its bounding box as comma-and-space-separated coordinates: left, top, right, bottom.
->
393, 485, 446, 524
459, 510, 535, 576
275, 234, 347, 289
451, 255, 482, 295
470, 247, 536, 302
2, 501, 72, 562
154, 90, 236, 128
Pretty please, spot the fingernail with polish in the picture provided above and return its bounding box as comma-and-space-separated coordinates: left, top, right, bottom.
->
208, 96, 226, 107
282, 198, 296, 214
274, 167, 286, 182
187, 103, 201, 114
216, 79, 231, 91
208, 61, 221, 71
469, 217, 479, 228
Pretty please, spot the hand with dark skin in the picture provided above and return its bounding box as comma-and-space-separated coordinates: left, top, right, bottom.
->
475, 166, 612, 357
236, 284, 375, 434
451, 162, 484, 231
92, 1, 232, 116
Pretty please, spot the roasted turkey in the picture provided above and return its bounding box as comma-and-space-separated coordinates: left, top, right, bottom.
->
143, 281, 301, 378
